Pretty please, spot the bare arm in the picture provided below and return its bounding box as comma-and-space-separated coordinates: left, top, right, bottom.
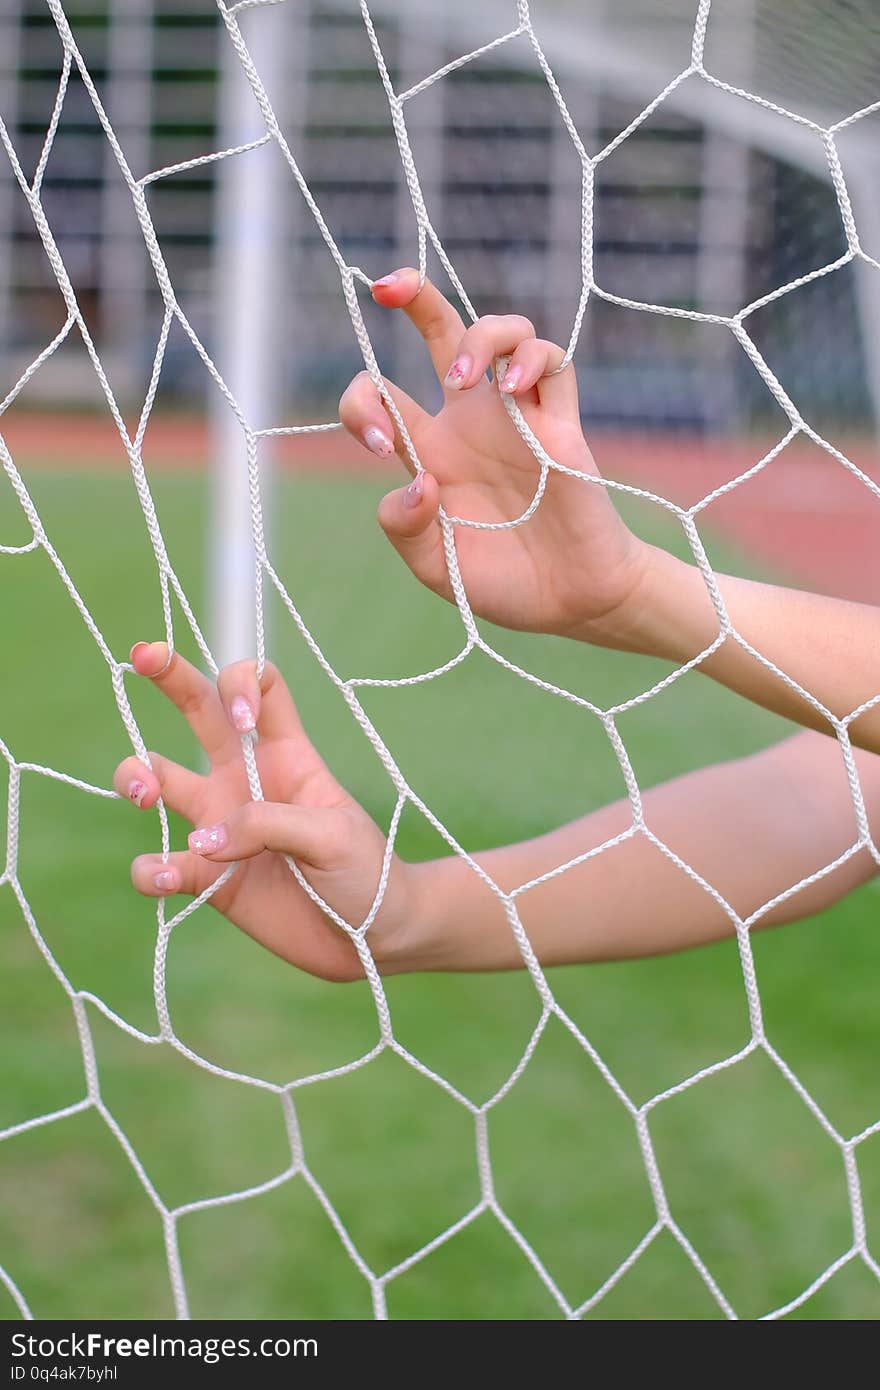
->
394, 730, 878, 973
593, 546, 880, 753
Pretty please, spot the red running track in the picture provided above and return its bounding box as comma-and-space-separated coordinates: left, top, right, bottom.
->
2, 414, 878, 605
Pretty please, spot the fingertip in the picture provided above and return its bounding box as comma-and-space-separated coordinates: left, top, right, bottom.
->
499, 363, 525, 395
379, 472, 438, 536
114, 757, 160, 810
370, 266, 420, 306
131, 855, 179, 897
363, 425, 396, 460
130, 640, 171, 679
228, 694, 257, 734
188, 823, 229, 858
421, 470, 439, 506
371, 267, 404, 291
153, 868, 179, 895
128, 777, 159, 811
129, 641, 150, 672
402, 472, 425, 510
443, 353, 474, 391
217, 661, 262, 735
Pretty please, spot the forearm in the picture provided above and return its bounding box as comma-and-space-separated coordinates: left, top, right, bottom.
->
397, 731, 877, 972
603, 545, 880, 751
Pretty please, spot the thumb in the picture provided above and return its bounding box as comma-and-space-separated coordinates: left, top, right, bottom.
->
376, 471, 449, 597
188, 801, 348, 869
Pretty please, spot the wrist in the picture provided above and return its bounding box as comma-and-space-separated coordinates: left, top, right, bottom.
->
373, 854, 516, 975
571, 542, 718, 661
372, 857, 456, 975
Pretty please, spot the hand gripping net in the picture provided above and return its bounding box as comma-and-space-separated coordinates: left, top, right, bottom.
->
1, 0, 879, 1321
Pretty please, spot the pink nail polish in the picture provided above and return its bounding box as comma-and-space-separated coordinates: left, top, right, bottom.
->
403, 473, 424, 508
373, 270, 401, 287
155, 870, 176, 892
230, 695, 256, 733
444, 354, 472, 389
188, 824, 228, 856
364, 426, 394, 459
500, 365, 523, 394
128, 780, 147, 808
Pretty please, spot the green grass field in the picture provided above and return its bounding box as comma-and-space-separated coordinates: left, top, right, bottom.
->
0, 467, 878, 1321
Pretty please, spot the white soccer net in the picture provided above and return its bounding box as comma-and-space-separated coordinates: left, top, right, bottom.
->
1, 0, 879, 1322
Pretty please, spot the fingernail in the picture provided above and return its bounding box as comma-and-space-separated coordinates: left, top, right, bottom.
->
444, 354, 472, 389
364, 426, 395, 459
500, 365, 523, 394
229, 695, 256, 733
373, 270, 401, 287
128, 779, 148, 808
188, 824, 228, 856
129, 640, 172, 677
403, 473, 424, 509
154, 870, 176, 892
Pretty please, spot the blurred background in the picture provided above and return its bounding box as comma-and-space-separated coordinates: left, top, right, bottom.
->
0, 0, 879, 1322
2, 0, 879, 429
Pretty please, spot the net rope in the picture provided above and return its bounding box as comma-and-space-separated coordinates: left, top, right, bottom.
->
1, 0, 879, 1321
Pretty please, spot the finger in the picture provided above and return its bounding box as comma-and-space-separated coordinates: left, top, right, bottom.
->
498, 337, 580, 414
130, 642, 233, 764
216, 659, 306, 744
187, 801, 349, 869
376, 472, 448, 599
338, 371, 430, 464
217, 660, 345, 804
371, 267, 467, 382
442, 314, 537, 393
131, 851, 223, 899
113, 752, 205, 821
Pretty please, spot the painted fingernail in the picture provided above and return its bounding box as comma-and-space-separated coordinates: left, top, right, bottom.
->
229, 695, 256, 733
129, 640, 172, 677
188, 824, 228, 856
444, 354, 472, 389
364, 426, 395, 459
154, 870, 176, 892
373, 270, 401, 287
403, 473, 424, 509
128, 779, 148, 808
500, 365, 523, 394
